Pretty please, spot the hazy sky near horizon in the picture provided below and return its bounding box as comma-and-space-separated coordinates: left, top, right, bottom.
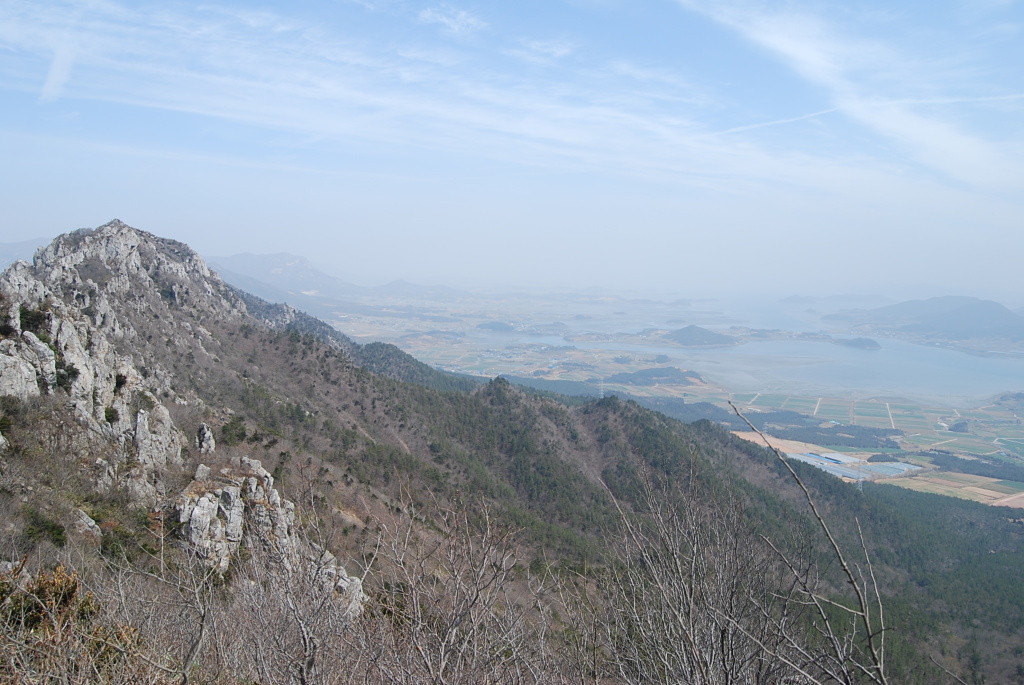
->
1, 0, 1022, 298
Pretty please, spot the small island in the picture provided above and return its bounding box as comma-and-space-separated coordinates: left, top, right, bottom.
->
833, 337, 881, 350
664, 324, 738, 347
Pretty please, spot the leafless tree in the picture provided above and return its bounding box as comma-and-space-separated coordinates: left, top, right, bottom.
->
728, 403, 889, 685
0, 558, 175, 684
342, 494, 551, 685
212, 534, 361, 684
96, 541, 222, 685
595, 461, 814, 685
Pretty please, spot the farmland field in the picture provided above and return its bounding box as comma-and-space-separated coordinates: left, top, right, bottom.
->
709, 391, 1024, 465
883, 472, 1024, 506
332, 294, 1024, 471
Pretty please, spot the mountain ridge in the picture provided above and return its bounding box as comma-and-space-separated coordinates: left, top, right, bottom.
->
0, 220, 1020, 683
825, 295, 1024, 343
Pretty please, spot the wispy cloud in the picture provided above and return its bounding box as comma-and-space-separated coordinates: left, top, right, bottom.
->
508, 38, 575, 64
196, 5, 297, 33
418, 4, 486, 36
0, 0, 737, 184
1, 0, 1020, 204
709, 108, 840, 137
672, 0, 1024, 187
608, 61, 690, 89
40, 43, 75, 101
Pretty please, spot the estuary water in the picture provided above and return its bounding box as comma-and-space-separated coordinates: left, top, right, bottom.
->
525, 335, 1024, 405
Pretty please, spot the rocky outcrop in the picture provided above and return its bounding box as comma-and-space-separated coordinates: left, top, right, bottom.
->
0, 345, 39, 400
194, 423, 215, 454
175, 457, 295, 572
133, 404, 182, 470
0, 220, 245, 501
174, 456, 364, 612
20, 332, 56, 391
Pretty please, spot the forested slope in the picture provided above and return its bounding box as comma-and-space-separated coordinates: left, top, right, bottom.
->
0, 221, 1019, 683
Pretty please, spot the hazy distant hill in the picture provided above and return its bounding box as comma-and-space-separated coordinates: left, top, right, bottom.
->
373, 279, 469, 301
208, 252, 366, 299
2, 221, 1022, 682
604, 366, 702, 386
207, 262, 300, 305
210, 254, 464, 323
780, 293, 892, 308
900, 299, 1024, 340
211, 252, 471, 303
664, 324, 737, 346
478, 321, 517, 332
833, 337, 881, 350
826, 296, 1024, 342
0, 237, 49, 267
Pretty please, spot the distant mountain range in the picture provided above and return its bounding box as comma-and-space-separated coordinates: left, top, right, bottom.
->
207, 252, 470, 322
0, 237, 50, 266
824, 296, 1024, 343
209, 253, 469, 302
208, 252, 366, 299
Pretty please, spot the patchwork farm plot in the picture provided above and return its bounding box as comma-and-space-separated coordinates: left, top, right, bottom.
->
731, 392, 1023, 460
893, 472, 1024, 506
724, 390, 1024, 505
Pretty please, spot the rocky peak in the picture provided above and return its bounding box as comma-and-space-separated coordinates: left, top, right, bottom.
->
30, 219, 245, 324
0, 219, 252, 404
0, 220, 250, 503
0, 220, 365, 619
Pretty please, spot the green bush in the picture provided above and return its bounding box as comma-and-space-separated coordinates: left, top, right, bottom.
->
55, 359, 80, 391
221, 415, 247, 445
18, 305, 48, 335
20, 507, 67, 548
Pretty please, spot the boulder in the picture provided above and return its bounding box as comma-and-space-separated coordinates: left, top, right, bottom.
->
133, 403, 182, 469
0, 344, 39, 399
172, 455, 363, 615
71, 509, 102, 545
195, 423, 216, 454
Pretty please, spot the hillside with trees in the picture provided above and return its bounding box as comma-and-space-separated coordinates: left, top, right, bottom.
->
663, 324, 737, 346
0, 221, 1020, 682
825, 296, 1024, 344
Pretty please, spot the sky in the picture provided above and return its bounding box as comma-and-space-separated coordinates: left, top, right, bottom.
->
0, 0, 1022, 299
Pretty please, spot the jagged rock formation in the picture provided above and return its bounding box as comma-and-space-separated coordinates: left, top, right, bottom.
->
176, 456, 293, 572
175, 455, 364, 612
194, 422, 215, 454
0, 221, 213, 502
0, 331, 53, 400
0, 220, 362, 610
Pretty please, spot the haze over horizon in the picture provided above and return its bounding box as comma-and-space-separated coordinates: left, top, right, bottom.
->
1, 0, 1021, 299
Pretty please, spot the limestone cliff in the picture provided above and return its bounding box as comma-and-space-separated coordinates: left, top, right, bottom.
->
0, 220, 361, 609
0, 220, 219, 502
175, 455, 363, 609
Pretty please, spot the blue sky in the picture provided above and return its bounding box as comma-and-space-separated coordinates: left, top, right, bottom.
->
1, 0, 1022, 298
